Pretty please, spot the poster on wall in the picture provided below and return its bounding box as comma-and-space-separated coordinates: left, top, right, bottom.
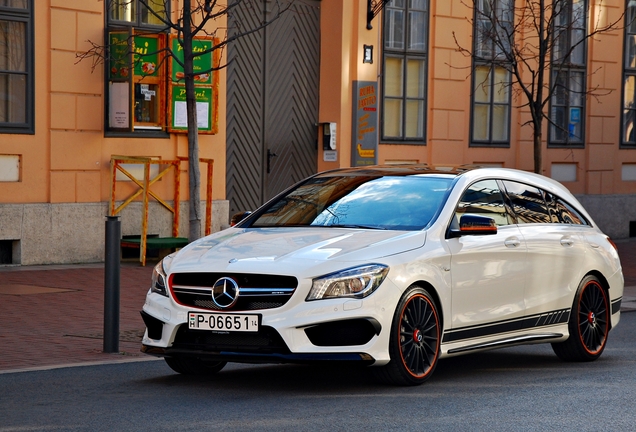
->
170, 85, 213, 132
170, 37, 213, 84
108, 31, 130, 80
351, 81, 378, 166
133, 36, 160, 77
109, 82, 130, 129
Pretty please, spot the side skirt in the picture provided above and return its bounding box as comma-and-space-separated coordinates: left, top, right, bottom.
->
446, 333, 563, 355
442, 308, 570, 343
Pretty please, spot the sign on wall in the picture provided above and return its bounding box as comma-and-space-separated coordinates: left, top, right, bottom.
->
167, 36, 219, 134
170, 37, 213, 84
170, 85, 213, 131
351, 81, 378, 166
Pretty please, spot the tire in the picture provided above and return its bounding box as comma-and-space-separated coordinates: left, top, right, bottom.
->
551, 275, 609, 362
165, 357, 227, 375
375, 286, 441, 386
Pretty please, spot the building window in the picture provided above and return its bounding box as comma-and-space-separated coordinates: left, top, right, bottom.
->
471, 0, 513, 146
382, 0, 429, 143
0, 0, 33, 134
622, 0, 636, 146
549, 0, 587, 146
106, 0, 168, 134
108, 0, 167, 27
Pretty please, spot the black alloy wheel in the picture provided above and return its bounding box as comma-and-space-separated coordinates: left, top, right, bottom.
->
552, 275, 609, 362
376, 286, 441, 386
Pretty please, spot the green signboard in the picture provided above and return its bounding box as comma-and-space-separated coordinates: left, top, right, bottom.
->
133, 36, 160, 77
171, 37, 213, 84
108, 31, 130, 80
108, 32, 160, 79
170, 86, 213, 132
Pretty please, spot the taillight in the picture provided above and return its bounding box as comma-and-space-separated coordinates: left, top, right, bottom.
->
606, 236, 618, 252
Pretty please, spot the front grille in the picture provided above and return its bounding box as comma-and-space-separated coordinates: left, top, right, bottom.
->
171, 324, 291, 354
170, 272, 298, 311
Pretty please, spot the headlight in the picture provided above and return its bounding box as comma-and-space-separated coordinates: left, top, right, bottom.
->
151, 254, 173, 297
307, 264, 389, 301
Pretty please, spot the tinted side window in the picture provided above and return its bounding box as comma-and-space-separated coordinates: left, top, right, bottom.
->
502, 181, 551, 224
455, 180, 512, 226
545, 192, 588, 225
542, 192, 561, 223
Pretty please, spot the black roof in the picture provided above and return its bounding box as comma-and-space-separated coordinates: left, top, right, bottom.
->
317, 164, 478, 177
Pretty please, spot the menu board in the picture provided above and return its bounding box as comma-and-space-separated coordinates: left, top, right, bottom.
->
170, 37, 213, 84
108, 31, 130, 80
133, 36, 160, 77
168, 36, 218, 134
170, 86, 213, 132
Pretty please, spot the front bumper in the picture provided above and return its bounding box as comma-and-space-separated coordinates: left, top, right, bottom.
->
140, 276, 402, 365
141, 344, 376, 365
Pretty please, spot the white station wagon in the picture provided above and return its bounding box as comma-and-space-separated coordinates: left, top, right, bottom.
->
141, 165, 624, 385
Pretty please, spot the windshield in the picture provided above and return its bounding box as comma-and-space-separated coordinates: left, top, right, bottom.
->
249, 175, 453, 230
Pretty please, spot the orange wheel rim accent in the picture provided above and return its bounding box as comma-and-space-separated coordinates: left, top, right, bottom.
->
577, 281, 609, 356
397, 294, 440, 378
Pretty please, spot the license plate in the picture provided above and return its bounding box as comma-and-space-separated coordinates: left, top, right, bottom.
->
188, 312, 259, 332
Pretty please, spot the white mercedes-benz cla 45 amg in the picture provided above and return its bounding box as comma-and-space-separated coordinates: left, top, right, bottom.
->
140, 165, 623, 385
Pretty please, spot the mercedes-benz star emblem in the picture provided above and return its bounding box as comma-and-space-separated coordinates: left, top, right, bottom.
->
212, 277, 240, 309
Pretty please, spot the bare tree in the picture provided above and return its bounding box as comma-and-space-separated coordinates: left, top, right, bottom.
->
78, 0, 292, 241
454, 0, 624, 174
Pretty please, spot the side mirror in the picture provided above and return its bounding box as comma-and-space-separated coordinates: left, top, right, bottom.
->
448, 214, 497, 238
230, 211, 252, 226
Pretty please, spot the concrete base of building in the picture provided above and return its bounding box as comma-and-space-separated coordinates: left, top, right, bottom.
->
0, 200, 229, 266
576, 194, 636, 240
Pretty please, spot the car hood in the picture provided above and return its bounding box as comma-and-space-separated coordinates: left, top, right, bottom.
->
167, 228, 426, 274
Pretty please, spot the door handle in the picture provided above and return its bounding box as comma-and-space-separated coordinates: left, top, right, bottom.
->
560, 236, 574, 247
504, 237, 521, 248
267, 149, 277, 174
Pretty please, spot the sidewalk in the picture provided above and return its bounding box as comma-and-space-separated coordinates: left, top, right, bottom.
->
0, 262, 155, 373
1, 241, 635, 374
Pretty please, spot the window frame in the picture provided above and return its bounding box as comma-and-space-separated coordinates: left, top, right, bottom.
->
548, 0, 588, 147
381, 0, 430, 145
106, 0, 169, 30
621, 0, 636, 148
104, 0, 170, 137
470, 0, 513, 147
0, 0, 34, 135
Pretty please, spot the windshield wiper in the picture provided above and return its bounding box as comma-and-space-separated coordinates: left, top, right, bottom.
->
325, 224, 387, 230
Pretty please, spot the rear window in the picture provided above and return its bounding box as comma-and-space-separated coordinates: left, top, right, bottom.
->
544, 192, 589, 225
250, 175, 453, 230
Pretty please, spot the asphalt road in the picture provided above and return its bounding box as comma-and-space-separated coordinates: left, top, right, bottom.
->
1, 311, 635, 432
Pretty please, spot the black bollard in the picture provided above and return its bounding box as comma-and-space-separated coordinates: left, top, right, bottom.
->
104, 215, 121, 353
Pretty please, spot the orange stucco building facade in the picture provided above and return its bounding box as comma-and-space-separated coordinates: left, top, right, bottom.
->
318, 0, 636, 242
0, 0, 228, 265
1, 0, 635, 265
